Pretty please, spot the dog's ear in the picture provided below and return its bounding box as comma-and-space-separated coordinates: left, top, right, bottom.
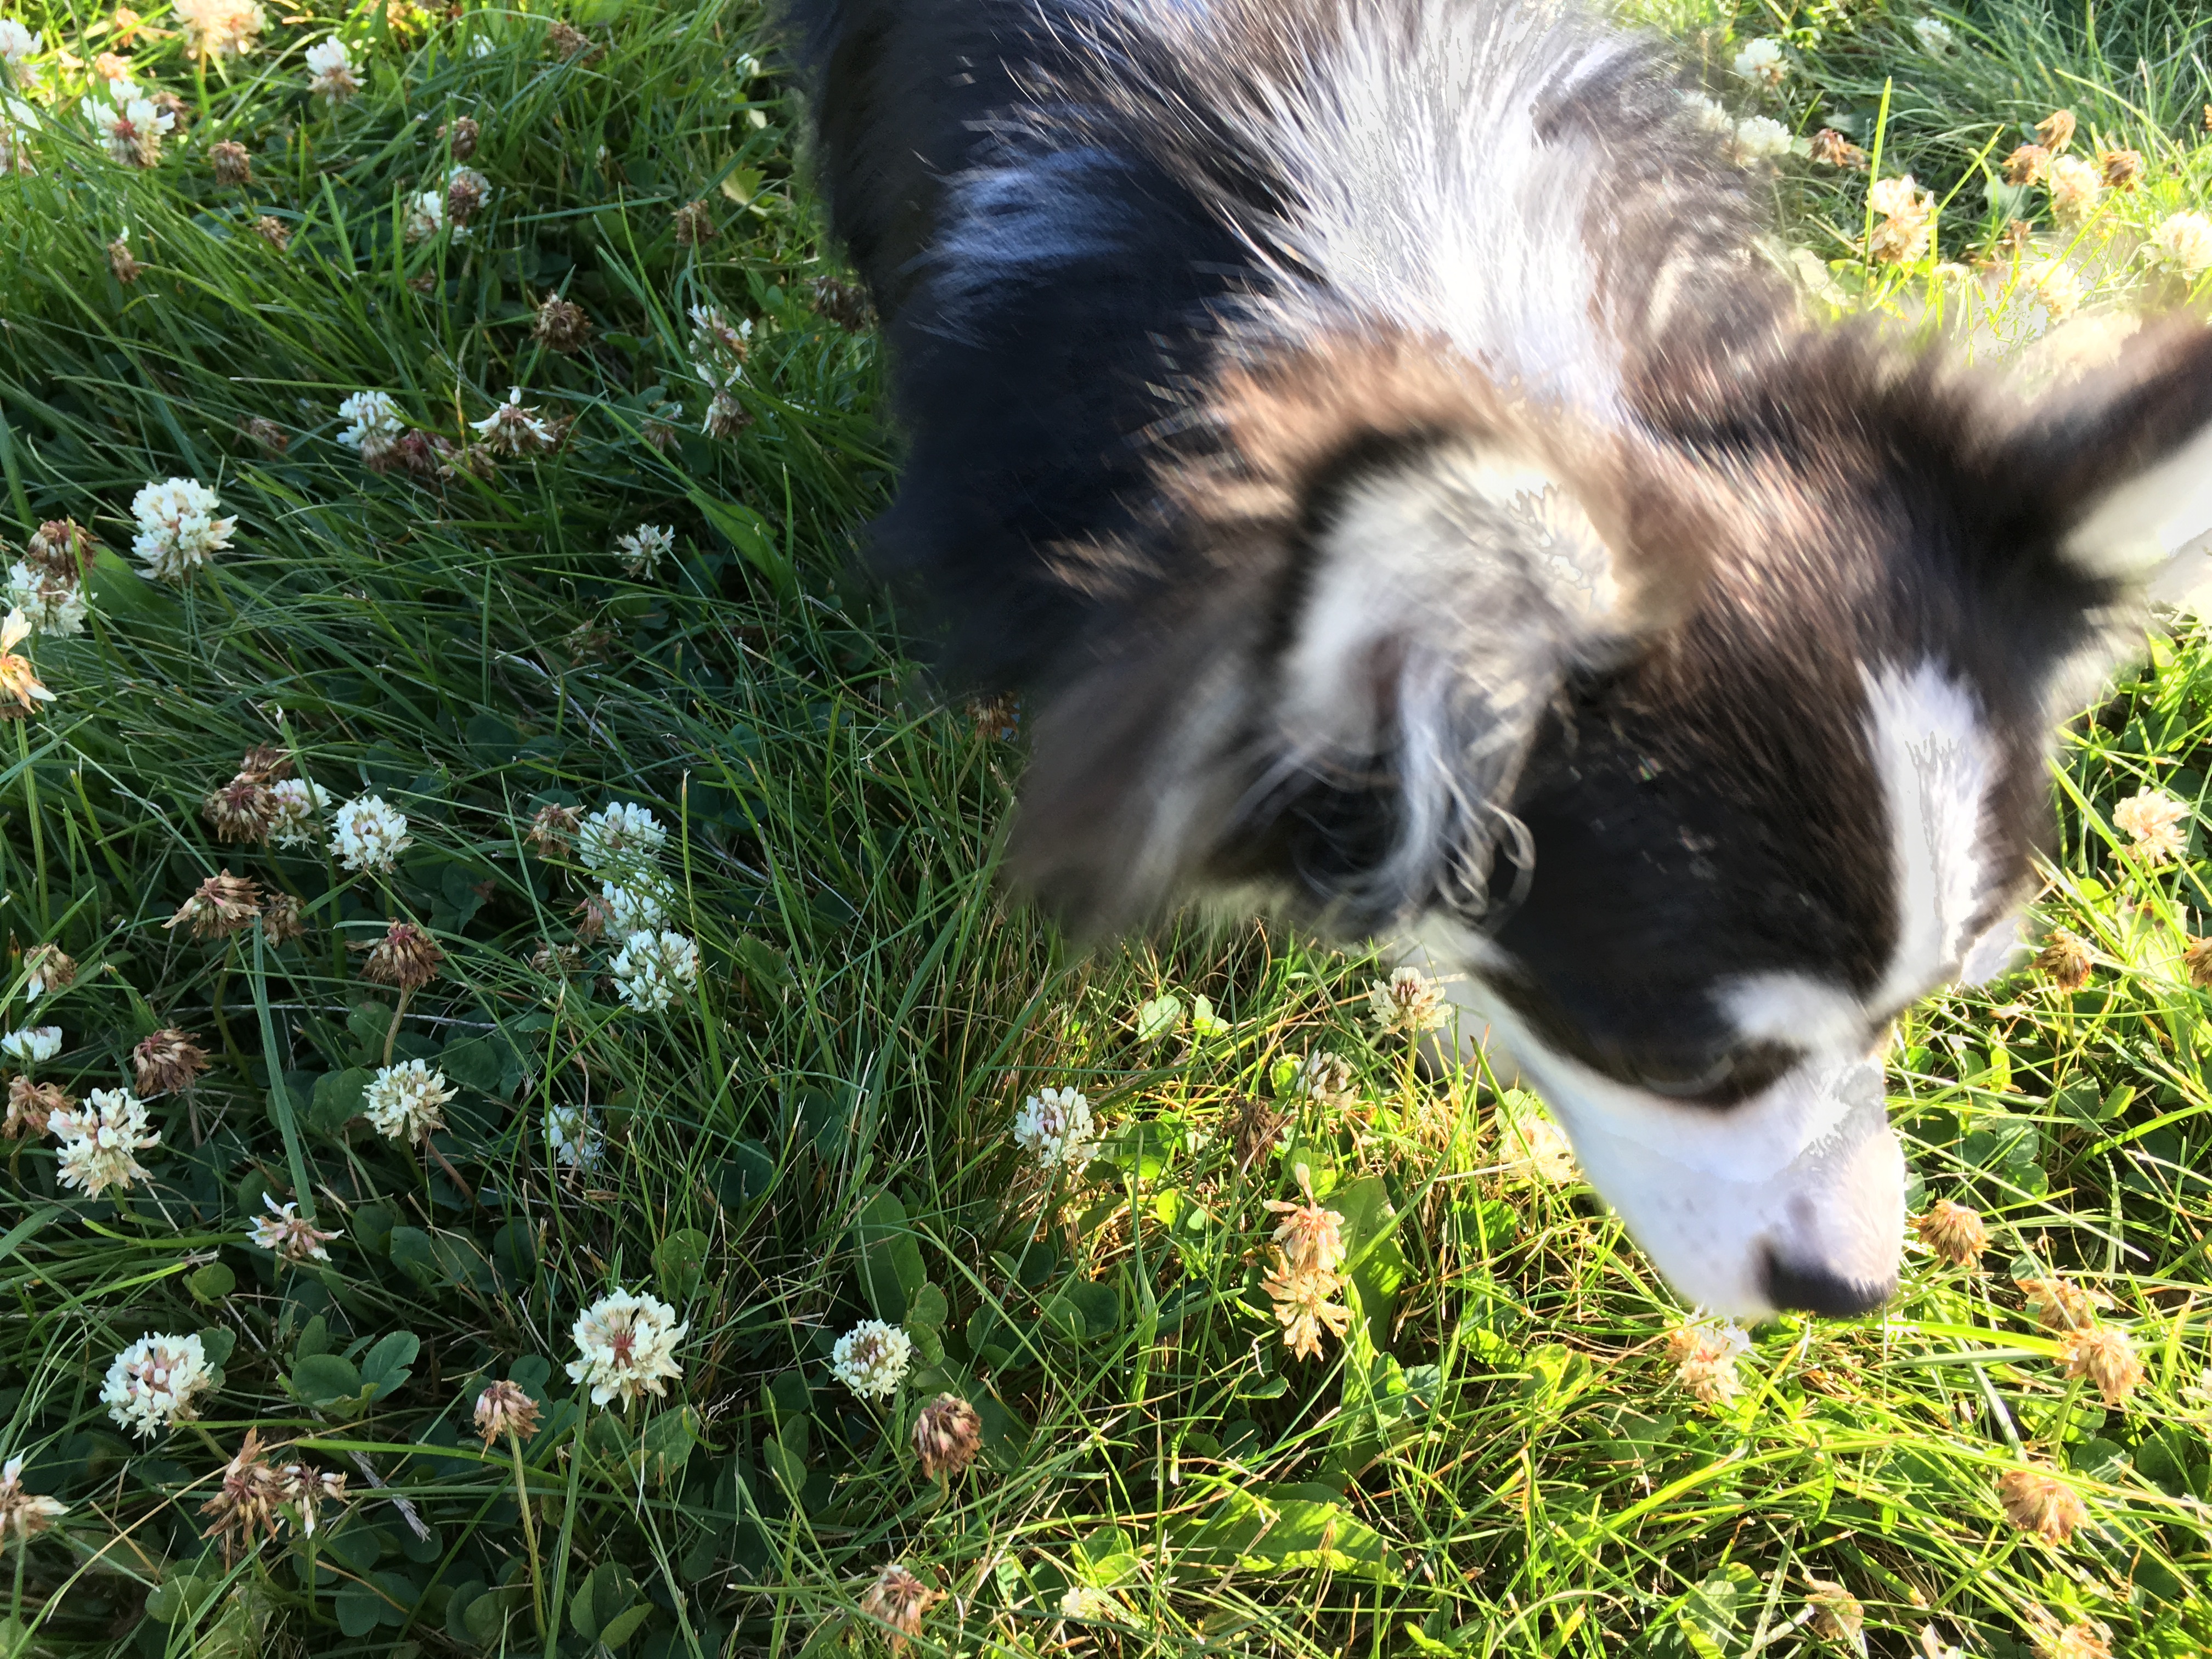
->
1991, 316, 2212, 580
1004, 375, 1717, 938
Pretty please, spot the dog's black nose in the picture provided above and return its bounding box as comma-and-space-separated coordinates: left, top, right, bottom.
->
1762, 1249, 1897, 1317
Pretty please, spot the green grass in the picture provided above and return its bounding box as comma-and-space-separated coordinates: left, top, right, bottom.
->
0, 2, 2209, 1656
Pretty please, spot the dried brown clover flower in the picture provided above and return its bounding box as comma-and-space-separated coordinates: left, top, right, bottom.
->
261, 890, 306, 947
2023, 1605, 2112, 1659
473, 1379, 543, 1444
236, 744, 292, 784
238, 416, 290, 455
167, 871, 263, 938
2033, 930, 2093, 991
527, 803, 581, 856
2063, 1324, 2145, 1406
533, 295, 592, 353
2098, 149, 2143, 190
25, 519, 99, 580
22, 943, 76, 998
857, 1563, 939, 1651
1807, 127, 1867, 169
2018, 1275, 2106, 1333
362, 920, 445, 991
133, 1028, 210, 1096
911, 1393, 982, 1479
203, 773, 273, 843
671, 200, 716, 246
210, 140, 251, 186
544, 20, 597, 59
1997, 1465, 2087, 1545
1804, 1579, 1865, 1647
807, 275, 874, 331
3, 1076, 70, 1138
440, 115, 479, 161
2003, 143, 2051, 186
2035, 109, 2078, 152
1911, 1198, 1989, 1267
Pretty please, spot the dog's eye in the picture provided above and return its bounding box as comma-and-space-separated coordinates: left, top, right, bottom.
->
1629, 1042, 1799, 1108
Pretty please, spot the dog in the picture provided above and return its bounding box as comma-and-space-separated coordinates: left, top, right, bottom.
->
782, 0, 2212, 1317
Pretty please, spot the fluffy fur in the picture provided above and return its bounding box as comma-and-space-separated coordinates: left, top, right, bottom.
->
783, 0, 2212, 1315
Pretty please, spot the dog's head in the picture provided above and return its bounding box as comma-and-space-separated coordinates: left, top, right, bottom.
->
1009, 317, 2212, 1318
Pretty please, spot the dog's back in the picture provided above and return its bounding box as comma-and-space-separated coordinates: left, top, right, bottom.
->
790, 0, 1782, 678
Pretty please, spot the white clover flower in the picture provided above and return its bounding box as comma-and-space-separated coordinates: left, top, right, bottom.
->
1368, 965, 1449, 1037
129, 477, 235, 584
1680, 91, 1732, 133
1012, 1085, 1093, 1170
362, 1059, 454, 1144
0, 97, 40, 174
0, 1455, 67, 1539
304, 36, 357, 101
831, 1318, 912, 1399
82, 82, 172, 166
101, 1333, 213, 1438
266, 777, 331, 848
2046, 153, 2102, 224
601, 875, 670, 935
0, 1025, 60, 1062
249, 1192, 340, 1262
2150, 211, 2212, 277
404, 188, 448, 243
2113, 789, 2190, 865
3, 562, 88, 636
174, 0, 267, 59
1284, 1051, 1357, 1109
335, 390, 403, 456
1730, 37, 1787, 91
330, 793, 411, 872
544, 1102, 602, 1170
578, 801, 666, 876
1731, 115, 1793, 162
0, 20, 42, 65
687, 305, 752, 391
52, 1086, 160, 1198
467, 34, 494, 58
1910, 16, 1956, 52
1492, 1090, 1577, 1185
702, 391, 748, 439
2024, 258, 2083, 321
614, 524, 674, 579
566, 1287, 687, 1406
610, 929, 699, 1012
22, 946, 70, 1000
469, 388, 556, 456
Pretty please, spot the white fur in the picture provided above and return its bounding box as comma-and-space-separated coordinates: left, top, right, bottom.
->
1723, 972, 1863, 1051
1272, 445, 1623, 908
1413, 917, 1904, 1317
1282, 444, 1615, 744
1115, 2, 1634, 420
2062, 419, 2212, 579
1862, 661, 2001, 1013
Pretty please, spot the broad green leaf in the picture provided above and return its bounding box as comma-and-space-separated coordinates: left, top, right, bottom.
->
855, 1190, 927, 1321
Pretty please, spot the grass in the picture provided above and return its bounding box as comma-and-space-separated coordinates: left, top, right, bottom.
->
0, 1, 2208, 1656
